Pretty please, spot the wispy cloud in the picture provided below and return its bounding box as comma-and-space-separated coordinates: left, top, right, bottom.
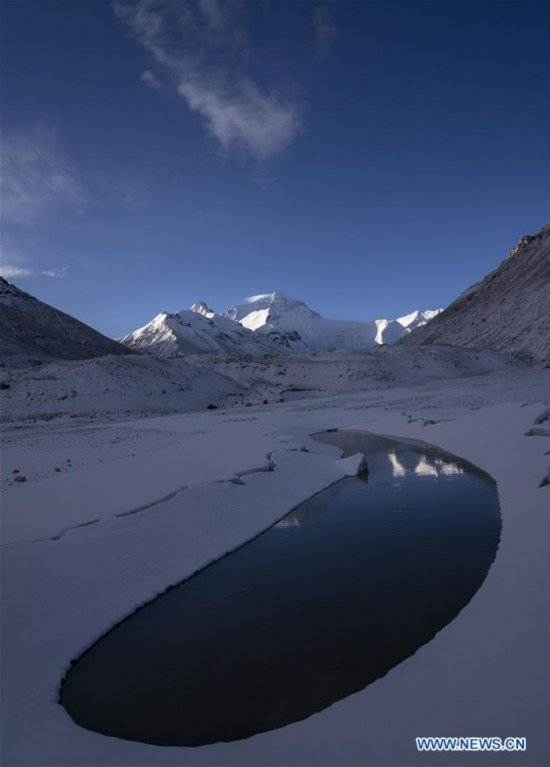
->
114, 0, 302, 163
178, 78, 299, 160
0, 264, 66, 279
141, 69, 163, 88
0, 243, 67, 280
1, 125, 82, 226
313, 5, 338, 54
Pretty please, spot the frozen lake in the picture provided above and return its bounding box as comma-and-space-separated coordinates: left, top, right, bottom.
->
60, 431, 501, 747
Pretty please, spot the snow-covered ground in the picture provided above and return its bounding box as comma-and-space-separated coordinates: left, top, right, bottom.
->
0, 345, 523, 422
2, 366, 549, 765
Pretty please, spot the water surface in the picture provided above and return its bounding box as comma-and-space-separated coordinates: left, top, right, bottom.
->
60, 430, 501, 746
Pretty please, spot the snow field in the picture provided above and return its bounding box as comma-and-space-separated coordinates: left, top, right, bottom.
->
1, 369, 549, 765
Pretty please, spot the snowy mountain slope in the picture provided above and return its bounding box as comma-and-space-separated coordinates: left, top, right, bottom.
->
123, 292, 442, 357
396, 308, 441, 332
190, 301, 215, 318
401, 224, 550, 364
223, 292, 322, 330
118, 308, 273, 358
0, 277, 129, 365
223, 292, 441, 351
371, 309, 442, 344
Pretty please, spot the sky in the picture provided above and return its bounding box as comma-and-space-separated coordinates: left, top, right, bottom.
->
1, 0, 549, 338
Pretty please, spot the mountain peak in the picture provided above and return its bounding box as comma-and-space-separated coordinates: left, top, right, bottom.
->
223, 292, 322, 330
243, 291, 290, 304
397, 309, 441, 329
190, 301, 215, 318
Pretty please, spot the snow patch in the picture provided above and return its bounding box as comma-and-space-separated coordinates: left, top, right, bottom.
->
333, 451, 368, 476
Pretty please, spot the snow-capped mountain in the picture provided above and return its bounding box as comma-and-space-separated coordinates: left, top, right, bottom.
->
120, 292, 441, 357
118, 308, 273, 357
0, 277, 129, 365
223, 293, 322, 330
223, 292, 441, 351
401, 224, 550, 364
190, 301, 215, 319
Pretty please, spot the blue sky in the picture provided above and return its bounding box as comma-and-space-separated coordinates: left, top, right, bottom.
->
2, 0, 549, 337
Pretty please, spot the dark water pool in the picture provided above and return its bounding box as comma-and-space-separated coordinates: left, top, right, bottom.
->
60, 430, 501, 747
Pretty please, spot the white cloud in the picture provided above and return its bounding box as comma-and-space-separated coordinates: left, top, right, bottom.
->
1, 126, 81, 226
41, 267, 66, 278
0, 265, 33, 279
0, 264, 65, 279
179, 78, 300, 161
114, 0, 302, 162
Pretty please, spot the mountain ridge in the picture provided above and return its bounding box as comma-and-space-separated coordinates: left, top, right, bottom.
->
9, 217, 546, 368
0, 277, 130, 365
120, 293, 442, 357
401, 223, 550, 364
